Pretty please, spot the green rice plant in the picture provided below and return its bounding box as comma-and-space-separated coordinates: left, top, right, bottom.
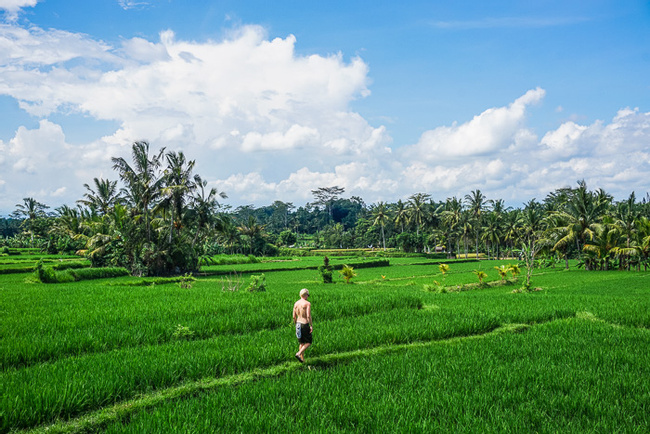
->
339, 264, 357, 284
1, 259, 648, 432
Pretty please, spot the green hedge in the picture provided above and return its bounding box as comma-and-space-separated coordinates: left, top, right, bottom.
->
35, 262, 129, 283
200, 259, 390, 276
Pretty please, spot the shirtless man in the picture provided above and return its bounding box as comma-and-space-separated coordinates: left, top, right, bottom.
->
293, 288, 313, 363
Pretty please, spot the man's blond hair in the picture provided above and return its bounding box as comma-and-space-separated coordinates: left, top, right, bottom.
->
300, 288, 309, 298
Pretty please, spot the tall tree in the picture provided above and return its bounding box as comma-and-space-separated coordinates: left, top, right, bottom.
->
112, 141, 166, 243
11, 197, 50, 245
407, 193, 431, 236
370, 202, 391, 250
77, 178, 121, 215
311, 186, 345, 223
464, 189, 487, 258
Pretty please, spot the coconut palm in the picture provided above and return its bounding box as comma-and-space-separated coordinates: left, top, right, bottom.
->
112, 141, 166, 242
77, 178, 121, 215
407, 193, 431, 236
550, 181, 609, 261
237, 215, 265, 255
370, 202, 391, 250
190, 174, 227, 249
482, 211, 502, 259
465, 190, 488, 258
157, 151, 197, 243
393, 200, 409, 233
11, 197, 50, 245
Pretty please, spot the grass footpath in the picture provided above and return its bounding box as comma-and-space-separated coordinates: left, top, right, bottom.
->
27, 315, 649, 433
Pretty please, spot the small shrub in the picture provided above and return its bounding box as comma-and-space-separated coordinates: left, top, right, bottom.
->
473, 270, 488, 286
246, 274, 267, 292
494, 265, 511, 280
177, 273, 195, 289
339, 264, 357, 284
318, 256, 333, 283
172, 324, 194, 340
1, 246, 9, 254
424, 280, 446, 293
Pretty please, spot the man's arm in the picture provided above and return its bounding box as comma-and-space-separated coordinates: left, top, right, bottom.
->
306, 303, 312, 329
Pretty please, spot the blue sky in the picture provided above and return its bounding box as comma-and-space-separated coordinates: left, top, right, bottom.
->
1, 0, 649, 215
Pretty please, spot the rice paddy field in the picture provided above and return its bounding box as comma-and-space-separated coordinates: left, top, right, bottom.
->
1, 252, 649, 433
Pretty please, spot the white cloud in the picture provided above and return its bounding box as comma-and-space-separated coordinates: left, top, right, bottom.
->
0, 17, 648, 213
406, 87, 544, 160
0, 0, 38, 21
117, 0, 150, 10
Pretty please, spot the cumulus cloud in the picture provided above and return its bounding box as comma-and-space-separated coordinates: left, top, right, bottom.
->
0, 0, 38, 21
0, 17, 648, 213
406, 87, 545, 160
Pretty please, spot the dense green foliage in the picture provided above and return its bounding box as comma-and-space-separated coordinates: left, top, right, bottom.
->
1, 250, 648, 432
4, 154, 649, 277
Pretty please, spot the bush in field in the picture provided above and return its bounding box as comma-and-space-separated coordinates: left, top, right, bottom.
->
172, 324, 194, 340
1, 246, 9, 255
474, 270, 488, 286
246, 274, 267, 292
494, 265, 511, 281
509, 264, 521, 280
339, 264, 357, 284
177, 273, 195, 289
318, 256, 333, 283
424, 280, 446, 293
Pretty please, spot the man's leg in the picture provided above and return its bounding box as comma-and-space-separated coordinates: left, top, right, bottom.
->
297, 342, 310, 358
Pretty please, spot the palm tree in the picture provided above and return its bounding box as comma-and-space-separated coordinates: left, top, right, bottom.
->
465, 189, 487, 258
190, 175, 227, 249
502, 209, 522, 259
583, 216, 618, 270
112, 141, 166, 243
441, 197, 463, 258
550, 181, 609, 263
157, 151, 197, 244
482, 212, 502, 260
237, 215, 265, 255
77, 178, 121, 215
393, 200, 409, 233
407, 193, 431, 236
11, 197, 50, 246
370, 202, 391, 250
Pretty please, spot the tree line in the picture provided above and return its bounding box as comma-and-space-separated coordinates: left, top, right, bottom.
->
2, 142, 649, 275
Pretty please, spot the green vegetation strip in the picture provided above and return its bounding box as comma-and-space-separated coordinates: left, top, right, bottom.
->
25, 322, 533, 434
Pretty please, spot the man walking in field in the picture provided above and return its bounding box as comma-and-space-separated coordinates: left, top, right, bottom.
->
293, 288, 313, 362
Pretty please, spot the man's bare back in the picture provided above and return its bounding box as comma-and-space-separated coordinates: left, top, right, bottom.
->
293, 298, 311, 325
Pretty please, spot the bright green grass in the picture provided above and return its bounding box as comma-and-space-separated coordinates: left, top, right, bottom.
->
101, 318, 650, 433
1, 259, 649, 432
